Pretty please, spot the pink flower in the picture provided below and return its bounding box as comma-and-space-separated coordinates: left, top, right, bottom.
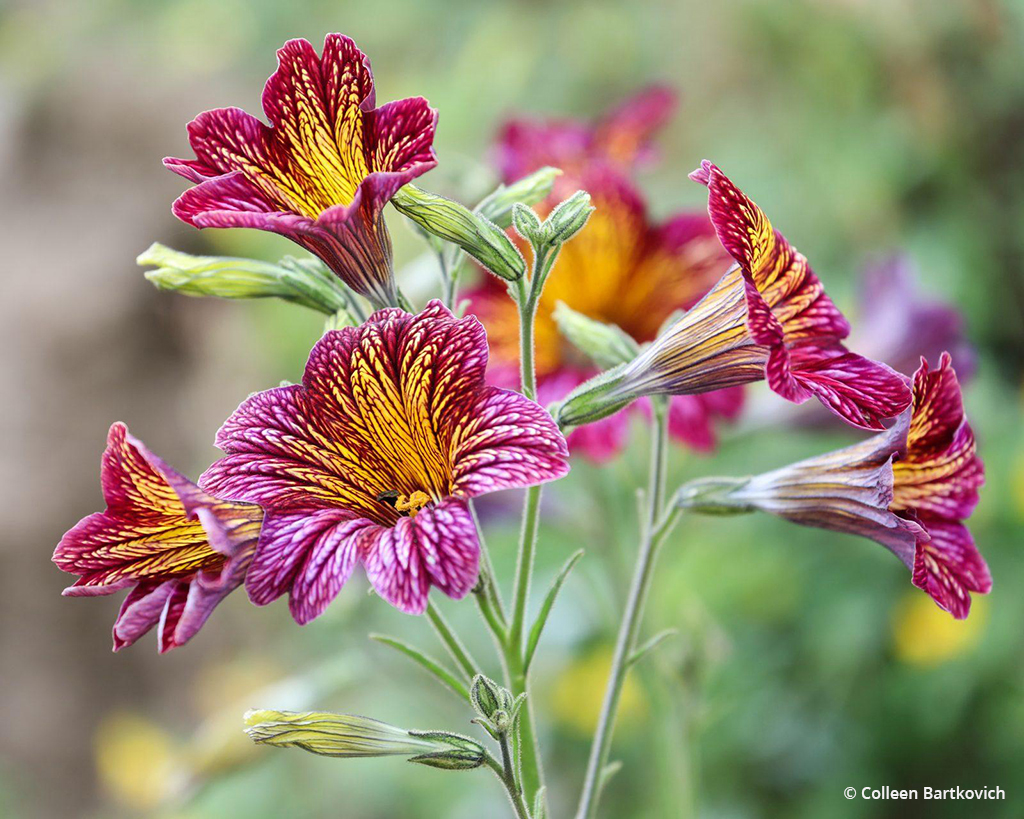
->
560, 162, 912, 431
166, 34, 438, 308
686, 354, 987, 618
53, 423, 262, 651
200, 301, 570, 619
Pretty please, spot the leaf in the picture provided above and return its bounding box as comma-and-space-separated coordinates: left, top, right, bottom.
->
627, 629, 678, 667
524, 549, 584, 671
370, 634, 469, 702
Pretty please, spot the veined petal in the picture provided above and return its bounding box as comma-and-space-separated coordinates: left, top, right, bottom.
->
912, 518, 991, 620
166, 34, 437, 306
55, 423, 260, 650
592, 85, 678, 168
893, 354, 983, 519
361, 498, 480, 615
204, 301, 569, 618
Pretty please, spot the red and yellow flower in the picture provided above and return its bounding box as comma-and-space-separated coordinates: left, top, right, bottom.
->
165, 34, 438, 308
560, 161, 912, 431
199, 301, 570, 619
53, 423, 262, 651
470, 93, 742, 459
686, 354, 987, 618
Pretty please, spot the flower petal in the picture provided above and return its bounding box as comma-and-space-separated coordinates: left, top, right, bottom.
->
592, 85, 677, 167
913, 518, 991, 619
111, 581, 176, 652
244, 509, 364, 618
451, 388, 570, 495
361, 498, 480, 615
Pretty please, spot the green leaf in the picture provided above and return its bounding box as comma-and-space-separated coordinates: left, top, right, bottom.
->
627, 629, 678, 667
524, 549, 584, 671
370, 634, 470, 702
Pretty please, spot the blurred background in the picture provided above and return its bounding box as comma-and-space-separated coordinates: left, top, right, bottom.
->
2, 0, 1023, 816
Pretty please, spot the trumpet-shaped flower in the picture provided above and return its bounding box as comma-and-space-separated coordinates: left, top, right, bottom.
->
682, 354, 987, 618
200, 301, 570, 619
473, 115, 741, 459
165, 34, 437, 308
53, 423, 262, 651
560, 162, 912, 431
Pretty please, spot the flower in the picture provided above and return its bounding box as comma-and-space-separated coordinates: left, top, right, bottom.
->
53, 423, 262, 651
559, 161, 912, 431
851, 254, 976, 382
679, 353, 988, 618
469, 158, 741, 459
165, 34, 438, 308
200, 300, 570, 619
495, 85, 678, 181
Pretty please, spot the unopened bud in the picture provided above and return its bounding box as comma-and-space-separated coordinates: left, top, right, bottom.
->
511, 202, 544, 243
392, 185, 525, 282
407, 730, 486, 771
243, 710, 435, 759
470, 675, 503, 721
542, 190, 593, 245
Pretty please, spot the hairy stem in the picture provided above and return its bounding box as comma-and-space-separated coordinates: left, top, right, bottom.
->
575, 401, 676, 819
426, 601, 478, 680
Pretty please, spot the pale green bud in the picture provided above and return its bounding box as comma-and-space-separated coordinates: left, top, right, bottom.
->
470, 674, 503, 722
511, 202, 544, 244
243, 710, 435, 758
138, 244, 348, 315
542, 190, 593, 245
392, 185, 525, 281
476, 167, 561, 229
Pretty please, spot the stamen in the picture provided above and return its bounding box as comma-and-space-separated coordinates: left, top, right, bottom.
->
393, 491, 431, 518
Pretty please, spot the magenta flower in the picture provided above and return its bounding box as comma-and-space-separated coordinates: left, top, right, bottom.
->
686, 354, 987, 618
495, 85, 678, 180
471, 94, 741, 461
53, 423, 262, 651
165, 34, 438, 308
200, 301, 570, 619
559, 161, 912, 431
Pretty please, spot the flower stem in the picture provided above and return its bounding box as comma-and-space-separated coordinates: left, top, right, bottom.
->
426, 600, 479, 680
485, 748, 532, 819
574, 400, 677, 819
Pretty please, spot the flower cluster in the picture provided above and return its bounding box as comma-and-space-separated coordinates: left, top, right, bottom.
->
469, 91, 742, 460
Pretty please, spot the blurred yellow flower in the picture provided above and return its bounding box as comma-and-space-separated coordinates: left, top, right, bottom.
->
892, 591, 988, 666
551, 647, 647, 736
94, 712, 179, 810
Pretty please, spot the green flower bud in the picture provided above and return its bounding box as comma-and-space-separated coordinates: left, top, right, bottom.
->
470, 674, 503, 721
243, 710, 436, 758
511, 202, 544, 244
542, 190, 593, 245
555, 365, 636, 429
475, 167, 561, 229
407, 730, 487, 771
553, 302, 641, 370
392, 185, 525, 282
138, 244, 348, 315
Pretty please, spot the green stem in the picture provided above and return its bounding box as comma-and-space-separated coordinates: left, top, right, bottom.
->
426, 601, 478, 680
485, 749, 531, 819
575, 401, 677, 819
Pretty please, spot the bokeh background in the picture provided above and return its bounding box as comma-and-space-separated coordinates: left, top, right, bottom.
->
2, 0, 1023, 816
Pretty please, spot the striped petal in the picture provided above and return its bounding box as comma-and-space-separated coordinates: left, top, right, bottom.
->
166, 34, 437, 307
202, 301, 569, 620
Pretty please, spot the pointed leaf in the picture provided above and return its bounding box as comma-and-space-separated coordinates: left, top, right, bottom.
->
524, 549, 584, 671
370, 634, 469, 702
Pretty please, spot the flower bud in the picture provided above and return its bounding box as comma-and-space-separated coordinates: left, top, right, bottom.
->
407, 730, 487, 771
511, 202, 544, 244
392, 185, 525, 281
553, 302, 640, 369
555, 366, 635, 428
475, 167, 561, 229
138, 243, 348, 315
542, 190, 593, 245
244, 710, 435, 759
470, 674, 503, 721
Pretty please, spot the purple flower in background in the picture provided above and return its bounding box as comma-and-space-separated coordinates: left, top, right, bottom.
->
165, 34, 438, 308
201, 301, 570, 619
53, 423, 262, 652
852, 255, 976, 381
